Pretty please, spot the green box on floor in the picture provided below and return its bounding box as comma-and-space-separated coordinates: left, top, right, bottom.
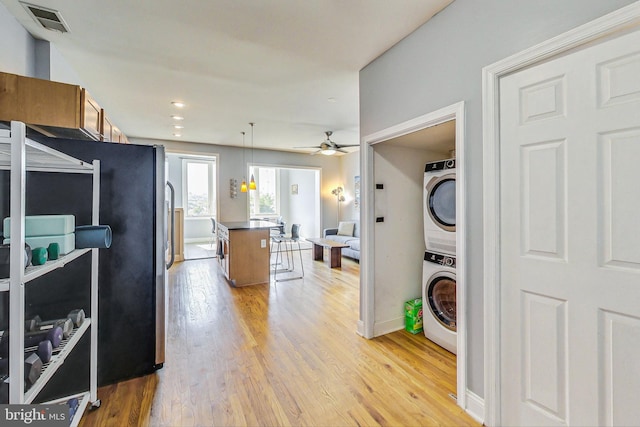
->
404, 298, 423, 334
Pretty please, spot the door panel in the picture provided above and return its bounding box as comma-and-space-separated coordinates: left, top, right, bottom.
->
499, 28, 640, 426
520, 139, 566, 259
600, 310, 640, 426
597, 51, 640, 107
521, 292, 568, 421
599, 129, 640, 268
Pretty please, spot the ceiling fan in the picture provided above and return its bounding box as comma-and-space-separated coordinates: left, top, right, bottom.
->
295, 131, 359, 155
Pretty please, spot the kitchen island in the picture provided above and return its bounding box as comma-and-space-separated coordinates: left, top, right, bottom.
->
217, 220, 274, 286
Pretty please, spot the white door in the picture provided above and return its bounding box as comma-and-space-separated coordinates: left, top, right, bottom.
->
499, 28, 640, 426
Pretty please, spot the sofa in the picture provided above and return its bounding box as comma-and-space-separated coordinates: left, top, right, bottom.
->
323, 220, 360, 261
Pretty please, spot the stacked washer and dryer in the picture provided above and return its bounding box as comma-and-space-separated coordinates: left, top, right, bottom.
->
422, 158, 457, 354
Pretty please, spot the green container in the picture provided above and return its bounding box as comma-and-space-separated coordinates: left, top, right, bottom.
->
404, 298, 423, 334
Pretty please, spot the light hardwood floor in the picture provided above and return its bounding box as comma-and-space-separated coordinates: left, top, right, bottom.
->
80, 252, 479, 426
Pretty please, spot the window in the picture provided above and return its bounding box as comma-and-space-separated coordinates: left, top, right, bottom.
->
249, 166, 279, 217
183, 159, 216, 217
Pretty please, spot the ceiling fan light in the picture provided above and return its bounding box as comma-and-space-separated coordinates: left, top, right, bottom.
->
249, 174, 256, 190
321, 149, 336, 156
240, 179, 248, 193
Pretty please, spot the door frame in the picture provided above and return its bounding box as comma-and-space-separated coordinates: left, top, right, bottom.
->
482, 3, 640, 426
247, 162, 322, 238
360, 101, 468, 409
165, 150, 220, 258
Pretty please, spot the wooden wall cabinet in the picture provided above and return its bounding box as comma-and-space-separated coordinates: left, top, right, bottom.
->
0, 71, 80, 129
0, 71, 129, 143
103, 115, 129, 144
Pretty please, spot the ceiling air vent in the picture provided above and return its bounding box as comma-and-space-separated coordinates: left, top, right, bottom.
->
20, 2, 70, 33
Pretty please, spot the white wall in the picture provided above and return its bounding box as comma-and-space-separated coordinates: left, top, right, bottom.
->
0, 8, 81, 85
166, 153, 216, 242
134, 137, 342, 232
282, 168, 319, 238
0, 2, 35, 76
34, 40, 83, 86
359, 0, 637, 399
339, 151, 360, 222
372, 144, 449, 331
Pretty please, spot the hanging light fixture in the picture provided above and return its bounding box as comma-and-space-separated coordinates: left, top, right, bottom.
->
240, 131, 248, 193
249, 122, 257, 190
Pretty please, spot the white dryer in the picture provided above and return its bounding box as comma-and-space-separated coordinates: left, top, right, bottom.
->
424, 159, 456, 255
422, 250, 456, 354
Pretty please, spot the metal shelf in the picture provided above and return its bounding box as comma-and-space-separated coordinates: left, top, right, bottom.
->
41, 391, 91, 427
0, 131, 94, 174
24, 319, 91, 404
3, 121, 100, 417
0, 249, 91, 292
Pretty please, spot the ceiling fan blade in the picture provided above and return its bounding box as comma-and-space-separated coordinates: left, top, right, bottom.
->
336, 144, 360, 148
336, 148, 349, 153
310, 149, 322, 155
294, 145, 322, 149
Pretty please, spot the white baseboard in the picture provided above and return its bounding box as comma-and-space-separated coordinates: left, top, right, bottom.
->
465, 390, 484, 424
357, 320, 365, 337
373, 316, 404, 337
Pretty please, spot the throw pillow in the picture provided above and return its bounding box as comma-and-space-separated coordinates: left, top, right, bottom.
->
337, 221, 355, 236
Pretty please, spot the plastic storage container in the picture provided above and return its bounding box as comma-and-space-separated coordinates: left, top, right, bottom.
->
3, 215, 75, 237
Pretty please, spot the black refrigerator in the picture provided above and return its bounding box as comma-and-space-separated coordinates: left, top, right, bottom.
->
16, 135, 170, 387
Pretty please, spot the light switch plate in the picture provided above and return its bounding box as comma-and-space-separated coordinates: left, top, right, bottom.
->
260, 239, 267, 248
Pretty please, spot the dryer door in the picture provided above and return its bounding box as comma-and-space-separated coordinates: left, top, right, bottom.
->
426, 174, 456, 232
427, 271, 457, 331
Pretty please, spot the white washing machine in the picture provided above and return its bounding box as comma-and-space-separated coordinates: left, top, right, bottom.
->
424, 158, 456, 256
422, 250, 457, 354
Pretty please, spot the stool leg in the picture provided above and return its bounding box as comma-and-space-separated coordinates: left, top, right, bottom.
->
297, 241, 304, 277
274, 240, 282, 281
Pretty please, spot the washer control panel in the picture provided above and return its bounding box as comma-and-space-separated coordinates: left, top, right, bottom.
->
424, 158, 456, 172
424, 250, 456, 268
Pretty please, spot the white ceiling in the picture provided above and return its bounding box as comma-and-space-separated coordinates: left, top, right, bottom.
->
1, 0, 453, 153
383, 119, 455, 155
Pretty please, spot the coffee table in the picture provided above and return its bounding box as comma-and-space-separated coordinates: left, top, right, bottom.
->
306, 238, 350, 268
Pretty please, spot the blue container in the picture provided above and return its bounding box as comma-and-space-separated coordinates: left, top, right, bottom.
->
75, 225, 112, 249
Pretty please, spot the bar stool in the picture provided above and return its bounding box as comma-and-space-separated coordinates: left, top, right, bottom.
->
272, 224, 304, 282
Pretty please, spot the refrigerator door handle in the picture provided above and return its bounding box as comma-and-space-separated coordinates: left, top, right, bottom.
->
166, 181, 176, 269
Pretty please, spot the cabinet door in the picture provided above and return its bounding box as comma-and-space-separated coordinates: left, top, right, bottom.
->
101, 111, 114, 142
111, 125, 122, 144
81, 89, 101, 140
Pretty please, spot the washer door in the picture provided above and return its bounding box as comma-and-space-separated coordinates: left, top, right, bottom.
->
426, 271, 456, 331
426, 174, 456, 232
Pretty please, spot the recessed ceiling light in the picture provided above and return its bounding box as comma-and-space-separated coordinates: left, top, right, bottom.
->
327, 97, 336, 103
171, 115, 184, 120
173, 125, 184, 129
173, 133, 182, 137
171, 101, 186, 108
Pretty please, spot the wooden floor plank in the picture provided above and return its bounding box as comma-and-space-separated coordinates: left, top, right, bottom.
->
80, 253, 479, 427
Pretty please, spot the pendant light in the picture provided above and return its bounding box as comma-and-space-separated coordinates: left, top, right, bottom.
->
240, 131, 248, 193
249, 122, 257, 190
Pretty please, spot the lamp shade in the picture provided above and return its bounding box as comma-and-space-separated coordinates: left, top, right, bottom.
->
240, 179, 248, 193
